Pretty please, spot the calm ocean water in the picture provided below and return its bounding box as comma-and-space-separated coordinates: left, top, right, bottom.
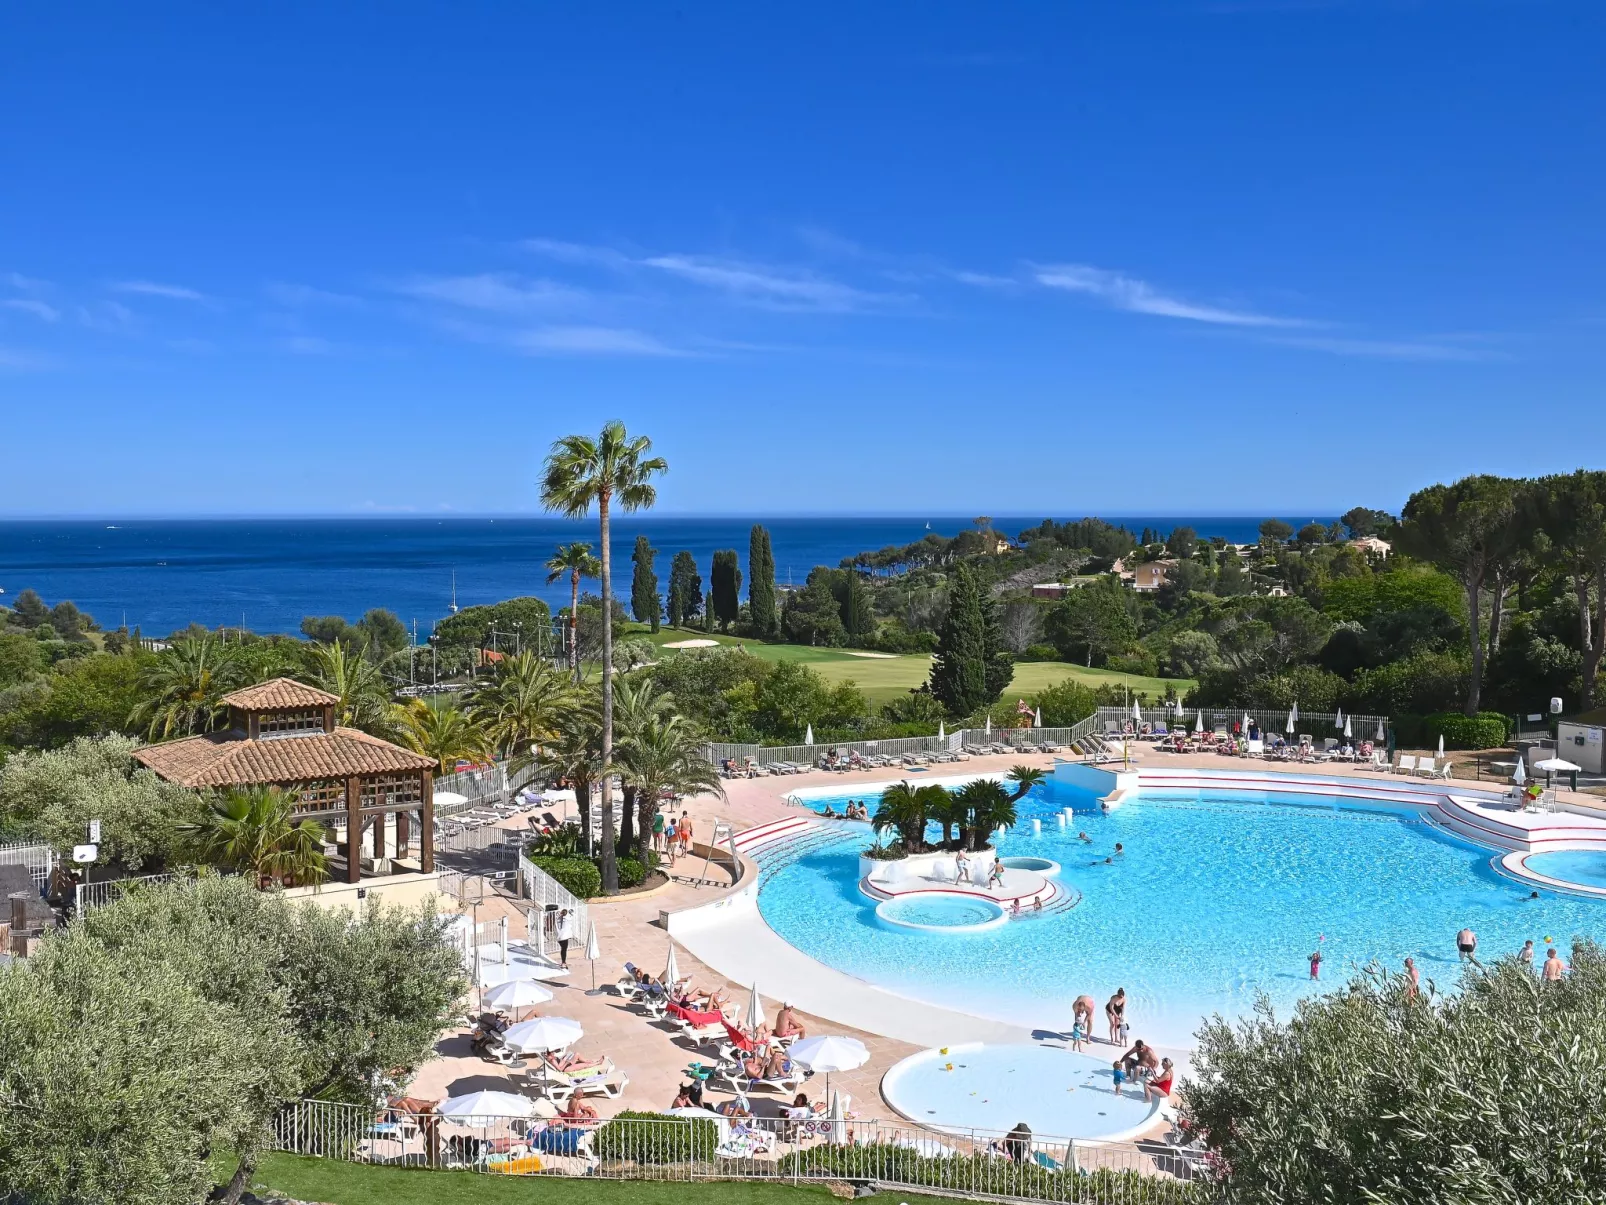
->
0, 515, 1331, 637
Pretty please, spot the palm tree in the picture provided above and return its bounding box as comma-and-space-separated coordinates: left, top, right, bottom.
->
617, 710, 723, 864
471, 650, 572, 760
929, 788, 970, 847
130, 635, 244, 740
872, 781, 948, 853
396, 699, 492, 774
1004, 765, 1046, 803
955, 778, 1017, 851
532, 700, 603, 856
305, 640, 398, 739
541, 423, 668, 895
545, 542, 601, 682
608, 676, 674, 855
182, 785, 329, 887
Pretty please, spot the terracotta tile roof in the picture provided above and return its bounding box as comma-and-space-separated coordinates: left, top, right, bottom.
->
133, 727, 433, 788
220, 678, 340, 710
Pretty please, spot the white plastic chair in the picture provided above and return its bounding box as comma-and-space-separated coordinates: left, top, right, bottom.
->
1396, 755, 1417, 775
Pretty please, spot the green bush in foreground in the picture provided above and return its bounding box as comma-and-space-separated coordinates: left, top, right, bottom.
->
593, 1111, 718, 1164
530, 855, 602, 900
1421, 710, 1509, 750
1184, 944, 1606, 1204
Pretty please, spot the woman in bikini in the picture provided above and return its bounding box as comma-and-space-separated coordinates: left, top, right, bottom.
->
1105, 988, 1127, 1043
1144, 1057, 1176, 1103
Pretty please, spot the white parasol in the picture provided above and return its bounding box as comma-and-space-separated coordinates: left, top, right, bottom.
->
482, 978, 553, 1019
804, 724, 814, 746
1437, 733, 1445, 758
663, 940, 681, 989
1513, 756, 1527, 785
1344, 715, 1353, 739
583, 924, 604, 995
1335, 708, 1344, 730
789, 1034, 869, 1098
502, 1015, 584, 1055
1132, 699, 1142, 722
1291, 702, 1300, 723
937, 720, 945, 742
1286, 709, 1296, 735
1194, 709, 1204, 734
433, 791, 470, 810
985, 715, 992, 736
1034, 707, 1042, 728
742, 981, 765, 1033
1375, 719, 1387, 742
438, 1090, 533, 1121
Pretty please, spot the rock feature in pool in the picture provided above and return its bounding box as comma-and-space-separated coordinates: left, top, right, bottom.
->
876, 893, 1010, 932
881, 1043, 1160, 1141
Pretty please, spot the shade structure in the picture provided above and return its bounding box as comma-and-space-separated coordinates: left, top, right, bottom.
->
1291, 702, 1300, 723
483, 978, 554, 1014
585, 925, 601, 961
789, 1034, 870, 1073
438, 1090, 533, 1120
804, 724, 814, 745
937, 720, 945, 741
742, 982, 765, 1033
1034, 707, 1042, 728
1286, 709, 1296, 735
1335, 708, 1344, 730
1438, 734, 1445, 758
1344, 715, 1353, 739
985, 716, 991, 736
1133, 699, 1142, 722
663, 940, 681, 989
1376, 720, 1387, 742
433, 791, 470, 809
1514, 757, 1527, 785
826, 1089, 848, 1143
1534, 758, 1582, 774
1194, 709, 1204, 733
502, 1015, 584, 1054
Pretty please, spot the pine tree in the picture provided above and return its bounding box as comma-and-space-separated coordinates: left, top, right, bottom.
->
977, 575, 1015, 702
928, 563, 990, 716
710, 550, 742, 631
666, 551, 703, 627
841, 571, 875, 641
748, 524, 778, 637
630, 535, 661, 631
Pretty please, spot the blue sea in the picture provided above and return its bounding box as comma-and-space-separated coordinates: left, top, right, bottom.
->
0, 515, 1332, 638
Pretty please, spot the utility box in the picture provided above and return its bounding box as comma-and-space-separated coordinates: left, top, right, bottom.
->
1557, 722, 1606, 774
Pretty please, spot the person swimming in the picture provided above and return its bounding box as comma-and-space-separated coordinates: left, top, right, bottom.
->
1077, 831, 1092, 843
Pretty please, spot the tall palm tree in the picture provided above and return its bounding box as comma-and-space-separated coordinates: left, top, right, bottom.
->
545, 542, 600, 682
396, 699, 492, 774
541, 423, 668, 895
930, 788, 970, 847
955, 778, 1017, 850
305, 639, 399, 739
872, 781, 948, 852
609, 676, 674, 854
181, 785, 329, 888
531, 699, 603, 855
131, 635, 244, 740
471, 650, 572, 760
618, 713, 725, 865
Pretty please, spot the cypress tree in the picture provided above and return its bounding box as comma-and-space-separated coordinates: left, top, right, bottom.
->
710, 549, 743, 631
748, 524, 778, 637
630, 535, 661, 631
928, 563, 989, 716
841, 571, 875, 641
977, 575, 1015, 703
667, 551, 703, 627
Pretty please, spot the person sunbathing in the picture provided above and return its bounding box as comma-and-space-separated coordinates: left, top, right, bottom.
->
775, 1003, 807, 1040
558, 1097, 598, 1122
544, 1050, 606, 1075
763, 1048, 793, 1079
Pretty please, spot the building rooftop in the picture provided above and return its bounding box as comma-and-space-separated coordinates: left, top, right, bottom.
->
133, 726, 434, 788
220, 677, 341, 711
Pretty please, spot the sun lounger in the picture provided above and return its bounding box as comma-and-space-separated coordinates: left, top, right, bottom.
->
1428, 760, 1452, 780
1416, 757, 1435, 778
1395, 755, 1416, 775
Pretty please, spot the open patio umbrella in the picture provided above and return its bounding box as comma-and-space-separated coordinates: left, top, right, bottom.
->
503, 1016, 584, 1054
804, 724, 814, 746
583, 925, 605, 995
433, 791, 470, 810
790, 1034, 869, 1099
482, 978, 553, 1019
742, 982, 765, 1033
1534, 757, 1582, 789
438, 1090, 533, 1121
663, 940, 681, 989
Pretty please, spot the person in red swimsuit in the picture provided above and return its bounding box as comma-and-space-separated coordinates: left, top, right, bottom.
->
1144, 1057, 1176, 1104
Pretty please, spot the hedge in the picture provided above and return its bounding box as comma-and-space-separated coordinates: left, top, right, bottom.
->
529, 856, 601, 900
615, 856, 646, 889
1421, 711, 1511, 751
593, 1111, 718, 1164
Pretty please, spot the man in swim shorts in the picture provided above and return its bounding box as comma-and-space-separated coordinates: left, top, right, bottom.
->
1456, 927, 1477, 963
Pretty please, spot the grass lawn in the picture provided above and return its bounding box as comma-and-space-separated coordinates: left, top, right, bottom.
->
635, 626, 1193, 705
245, 1153, 960, 1205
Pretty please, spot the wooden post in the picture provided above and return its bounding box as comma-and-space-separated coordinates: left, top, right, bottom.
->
420, 769, 435, 873
346, 774, 362, 884
396, 811, 410, 859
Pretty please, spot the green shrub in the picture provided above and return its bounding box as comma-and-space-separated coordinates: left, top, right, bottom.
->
1422, 711, 1510, 750
1019, 643, 1060, 662
529, 856, 601, 900
615, 856, 646, 889
593, 1111, 718, 1164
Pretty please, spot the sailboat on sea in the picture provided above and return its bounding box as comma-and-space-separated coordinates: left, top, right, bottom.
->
449, 571, 459, 613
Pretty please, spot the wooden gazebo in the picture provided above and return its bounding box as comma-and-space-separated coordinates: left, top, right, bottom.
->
134, 678, 437, 883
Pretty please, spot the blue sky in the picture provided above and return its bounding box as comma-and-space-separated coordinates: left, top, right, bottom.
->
1, 1, 1602, 517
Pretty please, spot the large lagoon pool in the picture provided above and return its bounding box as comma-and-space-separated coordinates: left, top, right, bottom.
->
757, 779, 1606, 1046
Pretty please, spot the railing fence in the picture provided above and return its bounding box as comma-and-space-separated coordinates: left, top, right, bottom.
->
0, 840, 56, 891
434, 761, 541, 818
518, 850, 592, 958
1093, 707, 1388, 742
270, 1099, 1207, 1202
74, 871, 187, 912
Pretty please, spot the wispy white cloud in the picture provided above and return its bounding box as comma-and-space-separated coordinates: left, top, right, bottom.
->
1262, 334, 1502, 362
948, 269, 1018, 290
640, 253, 895, 312
1034, 263, 1303, 327
6, 272, 51, 292
111, 279, 212, 303
280, 335, 337, 355
264, 281, 363, 308
520, 238, 634, 270
76, 300, 138, 332
3, 298, 60, 321
512, 325, 689, 357
395, 273, 588, 314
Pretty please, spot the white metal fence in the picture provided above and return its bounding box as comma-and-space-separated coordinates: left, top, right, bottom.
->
517, 850, 592, 960
709, 720, 1110, 772
270, 1100, 1208, 1202
1093, 707, 1389, 741
0, 840, 56, 891
434, 760, 542, 818
74, 871, 185, 912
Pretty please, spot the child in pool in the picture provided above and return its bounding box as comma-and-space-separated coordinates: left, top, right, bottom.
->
1111, 1061, 1126, 1096
1070, 1019, 1086, 1052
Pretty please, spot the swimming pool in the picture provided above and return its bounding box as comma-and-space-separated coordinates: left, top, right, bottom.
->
1523, 849, 1606, 892
877, 893, 1010, 932
759, 778, 1606, 1046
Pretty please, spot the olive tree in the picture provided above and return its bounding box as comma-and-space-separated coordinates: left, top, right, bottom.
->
1184, 943, 1606, 1204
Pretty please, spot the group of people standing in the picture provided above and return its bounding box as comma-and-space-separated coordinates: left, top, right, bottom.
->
1066, 988, 1176, 1103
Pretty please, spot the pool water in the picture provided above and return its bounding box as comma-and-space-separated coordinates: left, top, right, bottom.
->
766, 781, 1606, 1046
883, 1043, 1156, 1140
879, 894, 1006, 930
1525, 849, 1606, 891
